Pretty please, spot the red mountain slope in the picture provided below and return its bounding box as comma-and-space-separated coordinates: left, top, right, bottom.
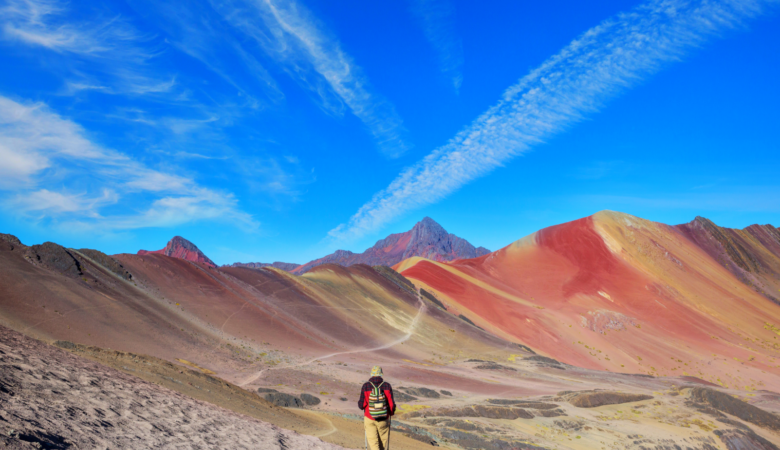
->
138, 236, 216, 268
395, 211, 780, 391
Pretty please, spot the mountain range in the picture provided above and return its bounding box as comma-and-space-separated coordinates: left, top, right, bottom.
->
2, 211, 780, 449
226, 216, 490, 274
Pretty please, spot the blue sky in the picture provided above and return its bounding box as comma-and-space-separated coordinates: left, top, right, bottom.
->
1, 0, 778, 265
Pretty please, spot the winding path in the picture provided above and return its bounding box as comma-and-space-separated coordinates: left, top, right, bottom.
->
238, 291, 427, 387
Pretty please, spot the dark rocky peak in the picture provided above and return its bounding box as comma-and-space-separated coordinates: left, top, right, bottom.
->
290, 217, 489, 274
168, 236, 199, 253
404, 217, 490, 261
25, 242, 83, 278
410, 217, 449, 245
0, 233, 25, 251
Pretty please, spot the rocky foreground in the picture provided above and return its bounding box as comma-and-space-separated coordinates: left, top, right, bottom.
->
0, 326, 341, 450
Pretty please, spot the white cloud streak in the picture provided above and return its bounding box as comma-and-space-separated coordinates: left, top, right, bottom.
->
210, 0, 412, 158
124, 0, 283, 106
329, 0, 777, 241
0, 95, 257, 231
409, 0, 464, 91
0, 0, 176, 97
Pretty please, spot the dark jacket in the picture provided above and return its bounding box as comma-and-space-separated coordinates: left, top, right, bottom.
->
357, 376, 395, 420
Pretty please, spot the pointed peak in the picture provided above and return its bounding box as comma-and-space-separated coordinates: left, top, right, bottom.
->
168, 236, 200, 251
138, 236, 216, 267
418, 216, 440, 225
414, 217, 445, 233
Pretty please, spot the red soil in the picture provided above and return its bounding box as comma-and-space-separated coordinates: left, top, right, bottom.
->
399, 212, 780, 387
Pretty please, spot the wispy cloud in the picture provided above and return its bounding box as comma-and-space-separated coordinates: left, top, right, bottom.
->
239, 155, 316, 203
0, 0, 184, 100
11, 188, 118, 217
124, 0, 283, 106
329, 0, 777, 241
0, 95, 257, 231
409, 0, 464, 91
210, 0, 412, 158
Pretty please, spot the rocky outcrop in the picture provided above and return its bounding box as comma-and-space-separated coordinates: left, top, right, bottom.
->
25, 242, 83, 277
474, 361, 516, 371
714, 429, 779, 450
262, 392, 303, 408
300, 393, 321, 406
229, 262, 300, 272
76, 249, 133, 280
256, 389, 321, 408
291, 217, 489, 274
373, 265, 417, 297
0, 233, 24, 250
688, 387, 780, 432
393, 390, 418, 402
400, 387, 440, 399
403, 405, 534, 420
420, 289, 446, 310
564, 390, 653, 408
138, 236, 216, 268
524, 355, 564, 369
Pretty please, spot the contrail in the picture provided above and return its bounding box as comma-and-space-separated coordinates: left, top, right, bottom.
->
329, 0, 777, 242
238, 291, 427, 387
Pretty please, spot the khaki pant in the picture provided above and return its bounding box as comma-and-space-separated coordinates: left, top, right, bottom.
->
363, 416, 390, 450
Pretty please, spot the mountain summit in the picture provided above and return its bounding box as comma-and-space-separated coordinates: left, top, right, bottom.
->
290, 217, 489, 274
137, 236, 216, 268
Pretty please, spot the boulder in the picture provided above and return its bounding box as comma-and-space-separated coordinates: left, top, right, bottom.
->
263, 392, 303, 408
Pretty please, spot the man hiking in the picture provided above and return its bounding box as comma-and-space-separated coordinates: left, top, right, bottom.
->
358, 366, 395, 450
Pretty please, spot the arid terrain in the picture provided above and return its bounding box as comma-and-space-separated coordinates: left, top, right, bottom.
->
2, 211, 780, 449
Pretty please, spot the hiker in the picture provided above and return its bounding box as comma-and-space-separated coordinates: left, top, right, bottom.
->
358, 366, 395, 450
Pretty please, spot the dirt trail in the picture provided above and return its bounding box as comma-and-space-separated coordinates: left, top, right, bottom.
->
48, 332, 439, 450
239, 290, 427, 387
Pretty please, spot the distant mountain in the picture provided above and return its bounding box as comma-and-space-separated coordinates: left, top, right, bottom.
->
137, 236, 216, 268
228, 261, 300, 272
291, 217, 490, 274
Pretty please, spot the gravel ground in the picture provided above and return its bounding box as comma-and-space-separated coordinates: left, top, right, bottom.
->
0, 326, 343, 450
